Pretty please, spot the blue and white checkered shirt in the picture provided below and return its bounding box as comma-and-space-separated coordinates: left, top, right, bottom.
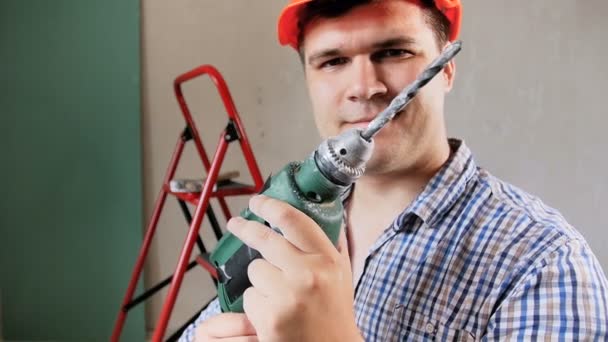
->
180, 139, 608, 341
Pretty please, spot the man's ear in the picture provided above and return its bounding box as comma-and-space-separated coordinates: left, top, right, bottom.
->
443, 58, 456, 92
441, 43, 456, 93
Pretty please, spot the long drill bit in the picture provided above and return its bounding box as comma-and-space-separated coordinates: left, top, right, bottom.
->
361, 40, 463, 141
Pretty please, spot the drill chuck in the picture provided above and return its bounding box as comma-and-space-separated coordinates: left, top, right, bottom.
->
315, 129, 374, 186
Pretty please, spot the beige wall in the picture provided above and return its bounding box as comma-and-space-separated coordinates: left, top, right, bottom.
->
141, 0, 608, 334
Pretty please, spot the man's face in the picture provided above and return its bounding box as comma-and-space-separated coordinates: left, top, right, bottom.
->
301, 0, 455, 176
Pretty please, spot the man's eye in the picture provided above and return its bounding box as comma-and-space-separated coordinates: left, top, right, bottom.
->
373, 49, 413, 60
320, 57, 348, 69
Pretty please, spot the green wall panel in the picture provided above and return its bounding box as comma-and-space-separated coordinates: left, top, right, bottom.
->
0, 1, 145, 340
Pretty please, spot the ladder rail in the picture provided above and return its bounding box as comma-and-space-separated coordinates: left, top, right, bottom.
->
112, 65, 266, 341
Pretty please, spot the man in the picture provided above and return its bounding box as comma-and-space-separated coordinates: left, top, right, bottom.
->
181, 0, 608, 340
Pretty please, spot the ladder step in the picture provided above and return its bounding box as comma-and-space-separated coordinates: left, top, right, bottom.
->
169, 171, 241, 193
166, 171, 259, 205
124, 259, 199, 312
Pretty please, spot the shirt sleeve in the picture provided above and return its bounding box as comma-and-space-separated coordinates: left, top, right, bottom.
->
178, 297, 222, 342
482, 238, 608, 340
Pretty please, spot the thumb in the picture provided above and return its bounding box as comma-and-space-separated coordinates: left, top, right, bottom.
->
336, 226, 355, 287
199, 313, 257, 338
337, 226, 351, 262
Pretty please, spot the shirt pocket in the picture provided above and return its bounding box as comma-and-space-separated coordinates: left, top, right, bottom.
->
386, 305, 476, 342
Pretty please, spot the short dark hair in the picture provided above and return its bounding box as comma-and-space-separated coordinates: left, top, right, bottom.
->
297, 0, 451, 59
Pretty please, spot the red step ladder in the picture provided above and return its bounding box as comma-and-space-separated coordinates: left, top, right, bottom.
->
111, 65, 264, 341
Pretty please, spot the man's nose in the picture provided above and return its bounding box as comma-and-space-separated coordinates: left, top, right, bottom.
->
345, 58, 388, 102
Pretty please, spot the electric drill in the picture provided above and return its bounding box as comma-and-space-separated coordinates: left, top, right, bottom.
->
210, 41, 463, 313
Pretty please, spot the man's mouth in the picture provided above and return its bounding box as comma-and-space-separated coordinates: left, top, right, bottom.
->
343, 120, 373, 131
344, 109, 407, 131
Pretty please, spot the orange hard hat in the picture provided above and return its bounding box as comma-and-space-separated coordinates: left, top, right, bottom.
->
277, 0, 462, 50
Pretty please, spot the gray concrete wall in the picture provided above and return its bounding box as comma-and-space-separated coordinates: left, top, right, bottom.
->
140, 0, 608, 333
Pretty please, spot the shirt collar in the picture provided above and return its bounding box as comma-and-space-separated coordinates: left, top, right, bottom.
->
393, 138, 478, 231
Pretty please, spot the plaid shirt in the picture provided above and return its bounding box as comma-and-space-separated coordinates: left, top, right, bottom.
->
180, 139, 608, 341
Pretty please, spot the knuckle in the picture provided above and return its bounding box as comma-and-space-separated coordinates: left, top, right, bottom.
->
246, 264, 256, 282
251, 194, 270, 214
247, 259, 264, 281
196, 320, 217, 341
285, 292, 306, 313
275, 208, 295, 225
235, 315, 251, 334
194, 325, 209, 341
255, 224, 274, 242
296, 269, 320, 292
295, 257, 338, 292
248, 258, 263, 272
242, 287, 255, 312
243, 286, 255, 302
267, 314, 284, 335
324, 254, 341, 270
315, 252, 339, 269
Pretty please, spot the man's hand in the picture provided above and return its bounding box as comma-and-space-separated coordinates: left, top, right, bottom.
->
227, 195, 363, 342
194, 312, 258, 341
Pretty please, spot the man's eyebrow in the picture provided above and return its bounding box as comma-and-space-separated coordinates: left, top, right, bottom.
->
371, 36, 417, 49
306, 37, 418, 65
307, 49, 342, 66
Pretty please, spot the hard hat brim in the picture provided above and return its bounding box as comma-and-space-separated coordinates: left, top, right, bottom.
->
277, 0, 461, 50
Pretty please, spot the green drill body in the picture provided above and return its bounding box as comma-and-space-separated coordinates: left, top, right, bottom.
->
210, 155, 347, 313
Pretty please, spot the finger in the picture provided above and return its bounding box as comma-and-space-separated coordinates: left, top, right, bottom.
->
337, 226, 351, 262
195, 332, 258, 342
227, 216, 302, 271
195, 327, 258, 342
242, 286, 269, 331
219, 337, 259, 342
248, 258, 285, 297
200, 313, 256, 338
214, 337, 259, 342
336, 227, 354, 283
248, 195, 335, 255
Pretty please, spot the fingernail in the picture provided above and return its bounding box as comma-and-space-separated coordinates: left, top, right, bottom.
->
227, 217, 244, 231
249, 195, 263, 211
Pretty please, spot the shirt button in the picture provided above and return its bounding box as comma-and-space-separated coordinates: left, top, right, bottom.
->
426, 322, 436, 334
